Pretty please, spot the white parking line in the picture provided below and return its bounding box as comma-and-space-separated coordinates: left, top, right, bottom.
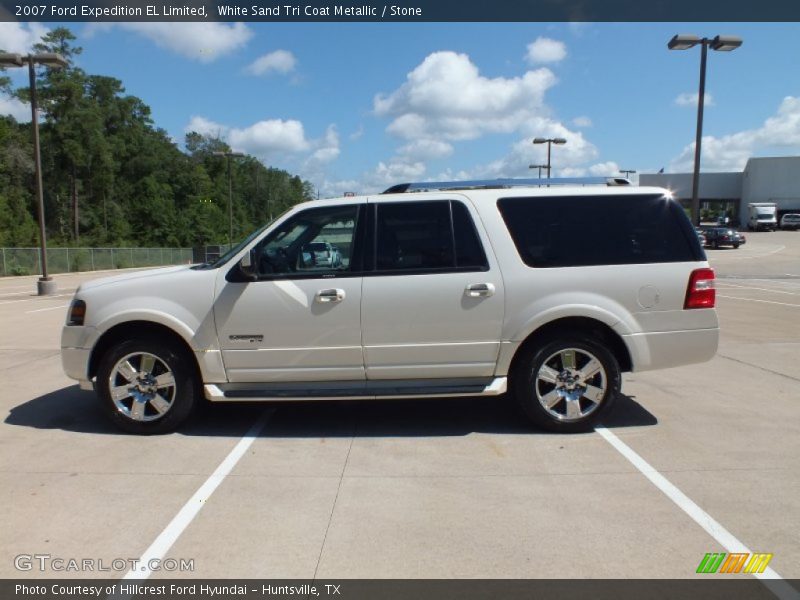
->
718, 295, 800, 308
25, 304, 69, 313
716, 282, 800, 296
712, 245, 786, 260
0, 291, 76, 306
123, 409, 273, 580
596, 427, 798, 600
0, 290, 42, 298
722, 278, 800, 288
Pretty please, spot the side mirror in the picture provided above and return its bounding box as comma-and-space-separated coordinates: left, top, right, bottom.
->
239, 249, 258, 280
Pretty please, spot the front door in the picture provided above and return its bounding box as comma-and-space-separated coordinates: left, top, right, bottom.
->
214, 203, 365, 383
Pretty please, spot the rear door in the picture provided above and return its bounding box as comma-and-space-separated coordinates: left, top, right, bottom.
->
360, 197, 504, 380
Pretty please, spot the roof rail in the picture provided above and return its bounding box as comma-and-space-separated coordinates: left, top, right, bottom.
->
382, 177, 630, 194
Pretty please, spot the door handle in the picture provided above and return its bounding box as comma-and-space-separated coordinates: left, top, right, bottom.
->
315, 288, 345, 303
465, 283, 495, 298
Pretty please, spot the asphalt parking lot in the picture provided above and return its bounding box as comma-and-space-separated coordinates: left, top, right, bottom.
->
1, 232, 798, 589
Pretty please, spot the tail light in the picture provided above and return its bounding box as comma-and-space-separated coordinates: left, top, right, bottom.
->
684, 268, 715, 309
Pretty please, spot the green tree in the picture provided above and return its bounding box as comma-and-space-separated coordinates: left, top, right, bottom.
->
1, 27, 316, 252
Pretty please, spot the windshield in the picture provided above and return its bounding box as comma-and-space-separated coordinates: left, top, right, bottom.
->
193, 211, 289, 270
757, 210, 774, 218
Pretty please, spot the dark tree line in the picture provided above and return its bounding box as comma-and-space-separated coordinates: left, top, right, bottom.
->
0, 28, 314, 249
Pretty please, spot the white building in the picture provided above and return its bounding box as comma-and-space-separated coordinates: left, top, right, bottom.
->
640, 157, 800, 224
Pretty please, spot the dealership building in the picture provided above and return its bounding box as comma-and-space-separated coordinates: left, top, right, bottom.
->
639, 156, 800, 224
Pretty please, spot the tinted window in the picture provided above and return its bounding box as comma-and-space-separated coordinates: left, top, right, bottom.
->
255, 205, 359, 276
452, 201, 488, 269
498, 194, 701, 268
376, 201, 454, 271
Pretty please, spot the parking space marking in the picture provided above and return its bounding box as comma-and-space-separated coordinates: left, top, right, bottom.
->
123, 409, 274, 580
717, 295, 800, 309
0, 291, 76, 306
717, 282, 800, 296
25, 304, 70, 313
710, 245, 786, 260
596, 426, 798, 600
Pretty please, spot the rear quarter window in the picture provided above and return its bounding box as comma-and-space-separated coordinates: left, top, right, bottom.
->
497, 194, 704, 268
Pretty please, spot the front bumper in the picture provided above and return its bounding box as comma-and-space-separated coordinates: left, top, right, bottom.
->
61, 325, 98, 389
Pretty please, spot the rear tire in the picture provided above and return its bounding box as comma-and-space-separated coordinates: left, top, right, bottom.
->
96, 337, 198, 434
513, 335, 621, 433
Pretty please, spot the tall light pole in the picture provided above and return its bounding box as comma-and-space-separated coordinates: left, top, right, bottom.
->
620, 169, 636, 181
0, 52, 68, 295
213, 151, 244, 247
528, 164, 548, 178
532, 137, 567, 178
668, 34, 742, 225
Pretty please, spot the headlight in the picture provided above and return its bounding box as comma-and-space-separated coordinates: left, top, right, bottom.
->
67, 299, 86, 326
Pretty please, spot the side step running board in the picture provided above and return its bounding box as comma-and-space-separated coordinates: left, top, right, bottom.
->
204, 377, 507, 402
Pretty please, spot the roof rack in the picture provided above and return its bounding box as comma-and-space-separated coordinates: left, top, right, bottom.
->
382, 176, 631, 194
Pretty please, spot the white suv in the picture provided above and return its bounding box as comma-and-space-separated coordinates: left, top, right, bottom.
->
61, 178, 719, 434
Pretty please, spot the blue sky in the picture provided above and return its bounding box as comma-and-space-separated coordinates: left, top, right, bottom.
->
2, 21, 799, 195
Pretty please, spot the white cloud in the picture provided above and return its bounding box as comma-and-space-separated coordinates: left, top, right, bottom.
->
0, 94, 30, 122
674, 92, 715, 108
228, 119, 309, 155
245, 50, 296, 76
90, 23, 252, 63
184, 115, 343, 165
317, 157, 427, 197
398, 139, 454, 160
374, 51, 557, 142
526, 37, 567, 64
670, 96, 800, 172
349, 124, 364, 141
465, 118, 599, 180
567, 22, 590, 37
185, 116, 228, 138
0, 22, 49, 53
361, 49, 614, 194
308, 125, 340, 164
560, 161, 621, 178
317, 178, 362, 198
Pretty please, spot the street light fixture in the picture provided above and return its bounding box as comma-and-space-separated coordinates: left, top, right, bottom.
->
528, 164, 548, 178
213, 151, 245, 247
0, 52, 69, 295
619, 169, 636, 180
668, 34, 742, 225
532, 137, 567, 178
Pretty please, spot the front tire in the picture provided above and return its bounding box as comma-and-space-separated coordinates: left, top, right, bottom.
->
96, 338, 198, 434
513, 336, 621, 433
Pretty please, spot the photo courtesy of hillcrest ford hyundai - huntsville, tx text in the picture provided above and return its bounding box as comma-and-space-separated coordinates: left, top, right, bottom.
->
60, 178, 719, 434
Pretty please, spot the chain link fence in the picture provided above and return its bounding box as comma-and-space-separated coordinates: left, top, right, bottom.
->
0, 247, 194, 277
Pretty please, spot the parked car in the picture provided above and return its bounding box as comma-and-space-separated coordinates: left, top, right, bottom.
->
62, 178, 719, 434
702, 227, 746, 249
780, 213, 800, 230
695, 228, 707, 247
301, 241, 343, 268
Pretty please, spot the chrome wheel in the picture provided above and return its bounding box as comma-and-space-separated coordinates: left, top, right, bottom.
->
534, 348, 607, 422
108, 352, 176, 422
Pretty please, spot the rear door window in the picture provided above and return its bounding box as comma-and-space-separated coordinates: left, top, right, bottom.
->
372, 200, 489, 273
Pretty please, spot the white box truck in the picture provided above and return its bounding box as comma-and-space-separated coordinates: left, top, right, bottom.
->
747, 203, 778, 231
